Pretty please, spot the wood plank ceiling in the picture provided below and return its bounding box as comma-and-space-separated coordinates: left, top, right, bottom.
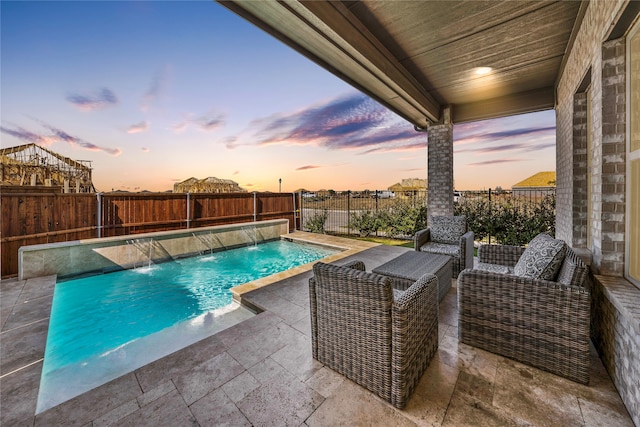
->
218, 1, 585, 127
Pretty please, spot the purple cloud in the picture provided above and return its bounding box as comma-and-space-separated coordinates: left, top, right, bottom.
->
242, 93, 425, 153
452, 112, 556, 160
455, 126, 555, 146
196, 114, 224, 131
455, 140, 556, 155
142, 65, 170, 111
222, 93, 555, 159
41, 123, 122, 155
127, 121, 149, 134
1, 121, 121, 156
296, 165, 321, 171
467, 159, 526, 166
224, 136, 238, 149
66, 88, 118, 111
0, 125, 53, 145
172, 111, 225, 133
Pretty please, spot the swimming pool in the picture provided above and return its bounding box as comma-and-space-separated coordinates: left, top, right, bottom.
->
36, 239, 338, 413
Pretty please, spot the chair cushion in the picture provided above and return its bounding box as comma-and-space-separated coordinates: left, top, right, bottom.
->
513, 233, 567, 280
420, 242, 460, 258
476, 263, 513, 275
429, 216, 466, 244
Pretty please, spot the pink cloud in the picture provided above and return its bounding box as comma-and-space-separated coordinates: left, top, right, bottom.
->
127, 121, 149, 134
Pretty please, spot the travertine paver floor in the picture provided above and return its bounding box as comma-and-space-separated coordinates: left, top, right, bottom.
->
1, 243, 635, 426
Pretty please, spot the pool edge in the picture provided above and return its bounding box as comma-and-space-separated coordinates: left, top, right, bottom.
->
230, 231, 379, 301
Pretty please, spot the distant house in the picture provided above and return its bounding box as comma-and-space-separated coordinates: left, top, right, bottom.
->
512, 171, 556, 197
173, 176, 246, 193
388, 178, 427, 198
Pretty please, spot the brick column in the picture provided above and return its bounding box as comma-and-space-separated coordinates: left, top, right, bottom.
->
600, 38, 626, 275
572, 92, 588, 247
427, 107, 454, 218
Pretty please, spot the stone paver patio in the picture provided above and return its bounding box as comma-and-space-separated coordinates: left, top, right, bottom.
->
0, 234, 634, 426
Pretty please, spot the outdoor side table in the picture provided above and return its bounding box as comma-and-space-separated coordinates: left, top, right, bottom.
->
373, 251, 452, 302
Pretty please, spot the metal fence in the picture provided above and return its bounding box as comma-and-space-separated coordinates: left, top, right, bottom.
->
300, 188, 556, 245
300, 190, 428, 237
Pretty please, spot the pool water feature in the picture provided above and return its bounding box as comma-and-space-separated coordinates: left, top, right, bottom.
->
36, 239, 338, 413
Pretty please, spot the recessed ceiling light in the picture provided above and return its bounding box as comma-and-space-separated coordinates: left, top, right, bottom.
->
474, 67, 492, 75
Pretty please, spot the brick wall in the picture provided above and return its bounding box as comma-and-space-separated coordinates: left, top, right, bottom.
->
591, 275, 640, 427
573, 92, 588, 247
601, 38, 627, 275
556, 1, 639, 424
427, 119, 453, 218
556, 0, 619, 265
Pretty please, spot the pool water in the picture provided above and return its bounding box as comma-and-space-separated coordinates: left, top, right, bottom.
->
36, 239, 337, 413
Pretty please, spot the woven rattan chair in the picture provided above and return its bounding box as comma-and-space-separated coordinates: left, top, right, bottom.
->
309, 260, 439, 409
457, 243, 591, 384
414, 215, 474, 277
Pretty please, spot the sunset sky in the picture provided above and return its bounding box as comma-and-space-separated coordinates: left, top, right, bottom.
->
1, 1, 556, 193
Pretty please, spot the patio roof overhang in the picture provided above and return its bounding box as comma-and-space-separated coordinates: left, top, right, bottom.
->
217, 0, 587, 127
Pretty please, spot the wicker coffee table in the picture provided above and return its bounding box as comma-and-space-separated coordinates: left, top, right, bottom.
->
373, 252, 452, 302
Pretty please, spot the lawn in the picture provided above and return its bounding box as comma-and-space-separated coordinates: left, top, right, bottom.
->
339, 234, 414, 248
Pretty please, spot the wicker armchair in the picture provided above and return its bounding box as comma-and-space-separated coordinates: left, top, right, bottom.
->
309, 260, 439, 409
414, 215, 474, 276
457, 243, 591, 384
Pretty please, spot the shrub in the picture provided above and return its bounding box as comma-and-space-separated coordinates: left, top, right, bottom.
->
454, 192, 556, 245
349, 210, 379, 237
454, 196, 491, 241
381, 201, 427, 238
305, 209, 329, 234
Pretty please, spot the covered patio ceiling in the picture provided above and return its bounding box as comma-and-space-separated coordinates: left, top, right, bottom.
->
218, 0, 586, 127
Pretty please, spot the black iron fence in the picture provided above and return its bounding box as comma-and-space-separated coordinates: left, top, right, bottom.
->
299, 188, 556, 246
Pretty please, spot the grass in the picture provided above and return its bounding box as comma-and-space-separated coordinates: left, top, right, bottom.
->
338, 233, 478, 256
337, 234, 414, 248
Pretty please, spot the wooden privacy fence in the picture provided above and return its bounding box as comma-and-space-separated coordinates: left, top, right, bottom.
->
1, 191, 300, 278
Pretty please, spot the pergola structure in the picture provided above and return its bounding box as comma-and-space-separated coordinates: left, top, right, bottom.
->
220, 1, 582, 126
218, 1, 640, 423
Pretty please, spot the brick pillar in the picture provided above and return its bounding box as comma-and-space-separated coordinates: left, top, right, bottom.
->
573, 92, 588, 247
427, 107, 454, 218
600, 38, 626, 275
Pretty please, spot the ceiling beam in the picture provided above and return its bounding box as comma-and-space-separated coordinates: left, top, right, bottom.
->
218, 0, 441, 126
298, 1, 441, 123
452, 87, 555, 124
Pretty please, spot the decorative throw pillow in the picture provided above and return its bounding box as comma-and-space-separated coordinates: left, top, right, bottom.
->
429, 215, 466, 244
513, 233, 567, 280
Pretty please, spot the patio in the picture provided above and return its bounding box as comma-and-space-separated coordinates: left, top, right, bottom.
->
1, 0, 639, 424
1, 234, 633, 426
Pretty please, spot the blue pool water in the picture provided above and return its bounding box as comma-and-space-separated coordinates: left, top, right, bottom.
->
37, 239, 337, 413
